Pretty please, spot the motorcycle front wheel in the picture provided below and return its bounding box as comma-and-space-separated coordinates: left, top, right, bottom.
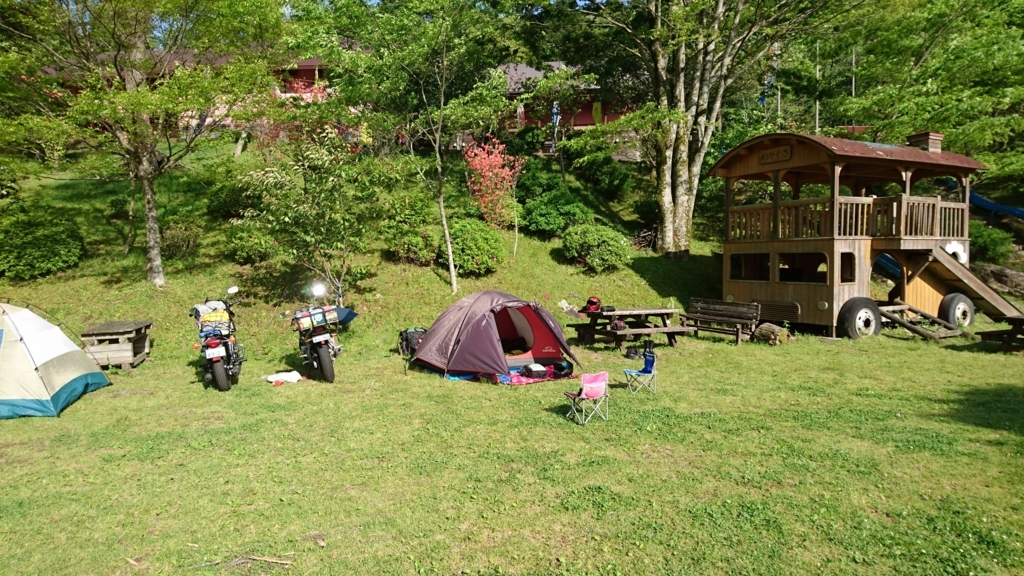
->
212, 361, 231, 392
317, 345, 335, 383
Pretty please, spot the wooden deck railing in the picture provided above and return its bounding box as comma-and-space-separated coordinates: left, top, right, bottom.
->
727, 196, 968, 241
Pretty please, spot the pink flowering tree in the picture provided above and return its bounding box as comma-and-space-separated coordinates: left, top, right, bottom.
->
464, 136, 526, 254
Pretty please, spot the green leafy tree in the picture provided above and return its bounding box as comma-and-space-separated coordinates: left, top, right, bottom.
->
520, 66, 598, 178
519, 0, 839, 253
802, 0, 1024, 184
0, 0, 284, 287
290, 0, 513, 294
241, 127, 395, 305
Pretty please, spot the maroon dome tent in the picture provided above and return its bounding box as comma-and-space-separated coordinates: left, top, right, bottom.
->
412, 291, 580, 377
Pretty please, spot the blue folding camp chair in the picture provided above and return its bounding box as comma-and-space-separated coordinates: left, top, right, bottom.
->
624, 351, 656, 394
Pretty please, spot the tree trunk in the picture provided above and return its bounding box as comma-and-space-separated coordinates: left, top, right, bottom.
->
673, 182, 696, 253
655, 126, 677, 253
140, 172, 165, 287
512, 189, 519, 258
234, 131, 248, 157
439, 190, 457, 295
123, 180, 136, 256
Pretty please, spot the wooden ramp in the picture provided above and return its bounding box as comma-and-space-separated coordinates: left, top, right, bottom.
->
928, 247, 1021, 319
878, 300, 975, 342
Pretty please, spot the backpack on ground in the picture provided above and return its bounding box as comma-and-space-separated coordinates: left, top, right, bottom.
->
553, 361, 574, 378
399, 328, 427, 357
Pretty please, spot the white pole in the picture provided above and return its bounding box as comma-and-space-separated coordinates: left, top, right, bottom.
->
851, 48, 857, 132
852, 48, 856, 98
815, 41, 820, 134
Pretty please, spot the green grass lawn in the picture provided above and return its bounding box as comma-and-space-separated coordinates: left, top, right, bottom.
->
2, 164, 1024, 574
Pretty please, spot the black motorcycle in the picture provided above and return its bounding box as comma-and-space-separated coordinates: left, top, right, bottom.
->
190, 286, 246, 391
291, 283, 356, 382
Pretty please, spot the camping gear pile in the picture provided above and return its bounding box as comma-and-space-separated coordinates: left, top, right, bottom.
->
189, 287, 245, 392
0, 302, 109, 418
406, 290, 580, 383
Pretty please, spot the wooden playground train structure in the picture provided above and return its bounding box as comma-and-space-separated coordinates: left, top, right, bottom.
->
710, 132, 1020, 339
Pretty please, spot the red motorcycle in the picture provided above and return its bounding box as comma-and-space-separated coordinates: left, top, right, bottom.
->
291, 283, 356, 382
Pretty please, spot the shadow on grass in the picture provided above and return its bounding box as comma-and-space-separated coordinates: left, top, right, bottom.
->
543, 403, 573, 419
629, 254, 721, 305
278, 349, 308, 374
944, 340, 1019, 354
236, 259, 307, 305
942, 384, 1024, 436
187, 355, 216, 391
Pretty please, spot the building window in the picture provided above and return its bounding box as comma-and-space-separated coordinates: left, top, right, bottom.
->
778, 252, 828, 284
730, 253, 771, 281
840, 252, 856, 283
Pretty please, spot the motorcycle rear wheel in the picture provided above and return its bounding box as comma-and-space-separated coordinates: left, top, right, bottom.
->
212, 361, 231, 392
317, 345, 335, 383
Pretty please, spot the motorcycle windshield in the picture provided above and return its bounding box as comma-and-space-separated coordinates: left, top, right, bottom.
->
335, 308, 358, 326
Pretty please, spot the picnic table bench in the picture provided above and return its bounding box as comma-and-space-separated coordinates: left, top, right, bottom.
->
680, 298, 760, 344
978, 315, 1024, 351
81, 320, 153, 370
571, 307, 694, 351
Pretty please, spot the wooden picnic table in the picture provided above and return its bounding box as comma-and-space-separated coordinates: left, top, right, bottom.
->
979, 315, 1024, 351
569, 307, 694, 351
81, 320, 153, 370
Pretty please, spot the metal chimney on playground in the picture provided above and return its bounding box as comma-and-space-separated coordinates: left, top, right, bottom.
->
907, 132, 944, 153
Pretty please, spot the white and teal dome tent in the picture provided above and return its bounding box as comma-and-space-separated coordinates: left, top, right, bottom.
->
0, 302, 109, 418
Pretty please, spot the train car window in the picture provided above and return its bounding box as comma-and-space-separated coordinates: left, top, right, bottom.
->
778, 252, 828, 284
730, 253, 770, 281
840, 252, 856, 283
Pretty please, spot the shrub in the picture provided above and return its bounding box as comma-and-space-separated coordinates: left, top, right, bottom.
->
226, 220, 280, 265
161, 216, 203, 260
464, 137, 525, 229
969, 220, 1015, 264
504, 126, 547, 157
0, 211, 84, 279
106, 194, 132, 221
517, 158, 570, 203
633, 197, 662, 229
382, 193, 441, 266
578, 156, 633, 200
562, 224, 631, 273
438, 219, 504, 276
522, 190, 594, 237
207, 179, 261, 219
389, 226, 441, 266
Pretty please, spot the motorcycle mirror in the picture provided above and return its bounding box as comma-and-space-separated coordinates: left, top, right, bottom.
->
226, 286, 239, 295
311, 283, 327, 298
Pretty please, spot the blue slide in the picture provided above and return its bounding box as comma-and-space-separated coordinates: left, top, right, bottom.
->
970, 192, 1024, 220
875, 253, 902, 280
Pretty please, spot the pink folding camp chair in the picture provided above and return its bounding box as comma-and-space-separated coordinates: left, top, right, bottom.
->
564, 371, 609, 425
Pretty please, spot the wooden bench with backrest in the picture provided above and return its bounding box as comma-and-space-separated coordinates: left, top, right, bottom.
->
680, 298, 760, 344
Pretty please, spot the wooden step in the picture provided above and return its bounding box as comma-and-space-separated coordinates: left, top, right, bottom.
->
880, 310, 939, 342
893, 298, 978, 340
